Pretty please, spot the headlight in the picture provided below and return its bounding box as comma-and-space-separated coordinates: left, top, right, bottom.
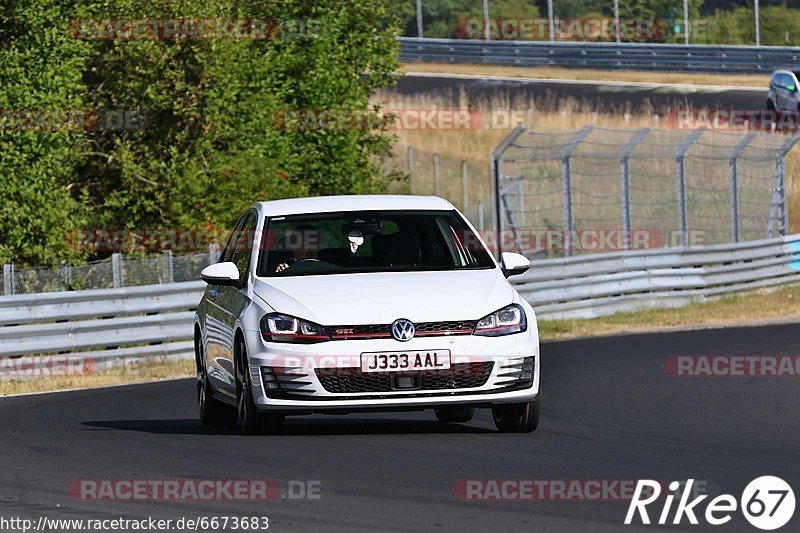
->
473, 304, 527, 337
260, 313, 331, 343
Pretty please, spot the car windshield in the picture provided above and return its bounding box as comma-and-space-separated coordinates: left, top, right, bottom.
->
256, 209, 495, 277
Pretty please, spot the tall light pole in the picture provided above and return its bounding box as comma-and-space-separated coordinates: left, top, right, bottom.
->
483, 0, 490, 41
614, 0, 620, 43
683, 0, 689, 45
416, 0, 423, 38
548, 0, 554, 42
755, 0, 761, 46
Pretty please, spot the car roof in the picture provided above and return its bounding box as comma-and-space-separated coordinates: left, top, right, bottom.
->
254, 195, 457, 217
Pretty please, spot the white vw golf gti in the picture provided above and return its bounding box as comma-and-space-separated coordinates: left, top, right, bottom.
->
195, 195, 540, 434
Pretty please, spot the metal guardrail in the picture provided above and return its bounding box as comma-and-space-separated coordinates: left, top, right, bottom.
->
1, 235, 799, 374
514, 235, 800, 318
0, 282, 205, 377
399, 37, 800, 73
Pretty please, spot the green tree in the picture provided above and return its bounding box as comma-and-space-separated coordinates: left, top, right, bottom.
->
0, 0, 92, 265
2, 0, 403, 265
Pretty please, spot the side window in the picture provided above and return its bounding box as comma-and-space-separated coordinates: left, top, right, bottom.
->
219, 213, 248, 264
230, 212, 257, 281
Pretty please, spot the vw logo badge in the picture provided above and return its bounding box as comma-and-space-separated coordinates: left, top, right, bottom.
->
391, 319, 415, 342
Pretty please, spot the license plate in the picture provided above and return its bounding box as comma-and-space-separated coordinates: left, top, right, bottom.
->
360, 350, 451, 373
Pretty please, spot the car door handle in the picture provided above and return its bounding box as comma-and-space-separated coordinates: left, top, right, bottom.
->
208, 289, 220, 299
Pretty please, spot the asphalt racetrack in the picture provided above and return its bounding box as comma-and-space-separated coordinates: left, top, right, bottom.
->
397, 74, 765, 114
2, 323, 799, 532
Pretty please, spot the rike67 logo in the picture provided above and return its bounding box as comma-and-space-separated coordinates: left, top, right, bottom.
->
625, 477, 795, 530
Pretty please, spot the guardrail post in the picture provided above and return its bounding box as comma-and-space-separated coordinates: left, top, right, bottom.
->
461, 160, 468, 211
407, 146, 415, 194
3, 264, 13, 295
560, 126, 593, 256
433, 154, 440, 196
676, 129, 704, 247
620, 128, 650, 250
112, 253, 124, 288
164, 250, 174, 283
729, 132, 757, 243
491, 125, 527, 257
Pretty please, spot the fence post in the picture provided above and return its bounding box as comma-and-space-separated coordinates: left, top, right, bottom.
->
112, 253, 124, 288
620, 128, 650, 250
676, 129, 704, 247
407, 146, 415, 194
776, 133, 800, 237
164, 250, 174, 283
560, 126, 594, 256
209, 243, 221, 264
461, 160, 468, 212
490, 125, 527, 257
61, 265, 73, 290
729, 132, 757, 243
433, 154, 440, 196
3, 264, 13, 296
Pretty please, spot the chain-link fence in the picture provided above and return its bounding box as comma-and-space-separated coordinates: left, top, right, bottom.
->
494, 126, 799, 258
2, 249, 217, 296
388, 145, 494, 233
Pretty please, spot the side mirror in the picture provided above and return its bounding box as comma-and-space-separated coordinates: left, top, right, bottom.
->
500, 252, 530, 278
201, 262, 241, 287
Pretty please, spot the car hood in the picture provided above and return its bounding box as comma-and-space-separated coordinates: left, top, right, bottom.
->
252, 269, 513, 325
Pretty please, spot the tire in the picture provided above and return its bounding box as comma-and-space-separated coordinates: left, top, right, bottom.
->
196, 335, 236, 426
235, 337, 284, 435
767, 98, 776, 111
434, 406, 474, 423
492, 394, 541, 433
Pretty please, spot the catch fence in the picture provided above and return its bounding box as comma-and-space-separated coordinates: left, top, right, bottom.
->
492, 126, 800, 257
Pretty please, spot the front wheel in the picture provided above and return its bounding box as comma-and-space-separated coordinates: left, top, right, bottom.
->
492, 394, 541, 433
767, 98, 776, 111
236, 338, 284, 435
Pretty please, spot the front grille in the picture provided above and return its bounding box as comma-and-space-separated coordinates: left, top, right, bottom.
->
315, 362, 494, 394
329, 320, 477, 340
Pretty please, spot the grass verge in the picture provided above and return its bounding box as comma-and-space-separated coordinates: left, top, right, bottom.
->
0, 357, 194, 396
539, 283, 800, 341
403, 63, 768, 88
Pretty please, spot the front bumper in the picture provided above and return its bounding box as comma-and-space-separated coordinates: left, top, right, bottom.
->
243, 328, 540, 412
